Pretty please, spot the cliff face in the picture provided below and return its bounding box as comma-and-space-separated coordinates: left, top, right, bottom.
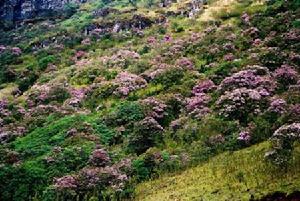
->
0, 0, 87, 22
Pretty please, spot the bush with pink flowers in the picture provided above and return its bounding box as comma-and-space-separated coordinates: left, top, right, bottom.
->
216, 88, 268, 121
185, 93, 211, 119
113, 72, 147, 97
101, 50, 140, 69
88, 149, 110, 167
273, 65, 299, 90
140, 97, 168, 121
218, 66, 275, 95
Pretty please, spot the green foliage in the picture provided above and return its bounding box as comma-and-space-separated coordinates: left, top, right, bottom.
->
63, 3, 79, 18
152, 68, 184, 89
38, 55, 57, 71
106, 101, 145, 126
171, 22, 184, 33
13, 115, 89, 157
70, 68, 102, 85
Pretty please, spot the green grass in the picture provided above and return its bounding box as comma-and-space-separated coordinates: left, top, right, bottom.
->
135, 142, 300, 201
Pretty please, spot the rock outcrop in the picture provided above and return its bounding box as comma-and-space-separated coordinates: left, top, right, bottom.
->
0, 0, 87, 22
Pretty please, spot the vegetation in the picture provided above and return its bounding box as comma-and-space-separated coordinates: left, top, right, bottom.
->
0, 0, 300, 200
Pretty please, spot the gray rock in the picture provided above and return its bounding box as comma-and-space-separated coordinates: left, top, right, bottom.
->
0, 0, 88, 22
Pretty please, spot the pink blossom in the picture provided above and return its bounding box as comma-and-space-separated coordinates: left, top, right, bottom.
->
175, 57, 195, 70
89, 149, 110, 167
113, 72, 147, 96
54, 175, 78, 190
140, 97, 167, 120
241, 12, 251, 25
11, 47, 22, 55
268, 98, 287, 114
81, 38, 91, 45
274, 65, 298, 86
192, 80, 216, 95
224, 53, 235, 61
238, 131, 251, 142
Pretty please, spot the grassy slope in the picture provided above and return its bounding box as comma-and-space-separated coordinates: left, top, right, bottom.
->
135, 142, 300, 201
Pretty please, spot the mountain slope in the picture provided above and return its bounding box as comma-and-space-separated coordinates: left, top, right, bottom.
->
135, 142, 300, 200
0, 0, 300, 200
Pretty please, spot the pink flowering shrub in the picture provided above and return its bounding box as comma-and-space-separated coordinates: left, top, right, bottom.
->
11, 47, 22, 55
237, 130, 251, 143
267, 98, 287, 115
88, 149, 110, 167
287, 104, 300, 122
192, 80, 216, 95
140, 97, 168, 121
0, 45, 6, 53
223, 53, 235, 61
273, 65, 298, 89
242, 27, 259, 38
169, 117, 188, 132
77, 166, 128, 192
54, 165, 128, 194
64, 87, 90, 108
216, 88, 268, 121
0, 99, 11, 119
101, 50, 140, 69
113, 72, 147, 97
27, 83, 70, 106
175, 57, 194, 70
283, 29, 300, 43
266, 123, 300, 165
54, 175, 78, 191
218, 66, 275, 95
185, 93, 211, 119
241, 12, 251, 25
142, 63, 171, 81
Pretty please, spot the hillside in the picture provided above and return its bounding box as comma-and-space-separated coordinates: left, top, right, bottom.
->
135, 142, 300, 200
0, 0, 300, 200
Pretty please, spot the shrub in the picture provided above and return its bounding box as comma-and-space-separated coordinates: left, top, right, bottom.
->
273, 65, 298, 91
128, 117, 163, 154
88, 149, 110, 167
27, 83, 71, 106
265, 123, 300, 165
192, 80, 216, 95
70, 68, 102, 85
152, 67, 184, 89
101, 50, 140, 69
218, 66, 275, 94
185, 93, 211, 119
216, 88, 269, 122
38, 55, 56, 71
267, 98, 287, 115
106, 101, 144, 126
113, 72, 147, 97
140, 97, 168, 121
